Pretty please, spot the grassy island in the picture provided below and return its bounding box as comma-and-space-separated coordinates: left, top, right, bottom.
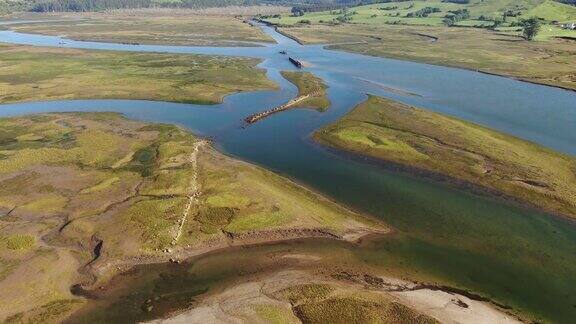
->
315, 95, 576, 219
0, 44, 276, 104
281, 71, 330, 111
0, 112, 384, 322
4, 13, 274, 46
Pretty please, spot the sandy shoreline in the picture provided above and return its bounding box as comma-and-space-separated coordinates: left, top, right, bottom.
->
147, 270, 523, 324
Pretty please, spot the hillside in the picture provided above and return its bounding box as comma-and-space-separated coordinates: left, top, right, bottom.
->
264, 0, 576, 27
2, 0, 572, 15
522, 0, 576, 21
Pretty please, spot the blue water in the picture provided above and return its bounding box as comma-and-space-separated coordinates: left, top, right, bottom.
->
0, 22, 575, 321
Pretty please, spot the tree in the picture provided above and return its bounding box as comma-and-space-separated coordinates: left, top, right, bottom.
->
522, 17, 541, 41
291, 7, 305, 17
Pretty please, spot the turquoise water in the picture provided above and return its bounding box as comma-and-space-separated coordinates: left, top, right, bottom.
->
0, 22, 575, 321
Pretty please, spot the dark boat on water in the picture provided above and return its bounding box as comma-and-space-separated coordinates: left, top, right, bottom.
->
289, 57, 303, 68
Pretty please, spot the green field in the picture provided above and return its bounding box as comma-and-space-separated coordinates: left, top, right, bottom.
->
0, 112, 384, 322
264, 0, 576, 27
263, 0, 576, 42
0, 44, 276, 104
315, 95, 576, 219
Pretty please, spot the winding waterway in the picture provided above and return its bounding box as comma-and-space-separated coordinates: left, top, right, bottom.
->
0, 22, 575, 322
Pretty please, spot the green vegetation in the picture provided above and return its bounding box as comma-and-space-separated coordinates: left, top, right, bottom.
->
254, 304, 297, 324
6, 14, 274, 46
522, 0, 576, 21
4, 299, 84, 324
279, 282, 438, 324
3, 235, 35, 250
521, 16, 542, 40
225, 209, 293, 233
264, 0, 576, 29
281, 71, 330, 111
0, 0, 35, 14
0, 112, 383, 321
281, 283, 334, 303
316, 95, 576, 219
0, 44, 275, 104
185, 140, 383, 244
294, 297, 437, 323
28, 0, 281, 12
80, 177, 120, 194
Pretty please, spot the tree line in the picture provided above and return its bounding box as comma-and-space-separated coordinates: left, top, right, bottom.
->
31, 0, 263, 12
30, 0, 393, 13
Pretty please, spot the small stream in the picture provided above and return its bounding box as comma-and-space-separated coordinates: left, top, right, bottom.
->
0, 21, 575, 321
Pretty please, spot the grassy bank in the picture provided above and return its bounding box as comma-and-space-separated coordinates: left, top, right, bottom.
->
315, 95, 576, 219
0, 112, 384, 322
3, 13, 274, 46
281, 71, 330, 111
278, 24, 576, 90
0, 44, 276, 104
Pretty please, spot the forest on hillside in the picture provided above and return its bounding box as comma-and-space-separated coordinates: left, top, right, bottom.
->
0, 0, 573, 14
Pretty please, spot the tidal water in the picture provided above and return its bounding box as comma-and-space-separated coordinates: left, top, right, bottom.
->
0, 22, 575, 321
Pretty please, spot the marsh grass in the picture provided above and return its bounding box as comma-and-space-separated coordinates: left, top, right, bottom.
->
10, 14, 274, 46
254, 304, 296, 324
0, 44, 276, 104
294, 297, 437, 324
316, 95, 576, 218
281, 71, 330, 111
0, 112, 385, 321
3, 234, 35, 251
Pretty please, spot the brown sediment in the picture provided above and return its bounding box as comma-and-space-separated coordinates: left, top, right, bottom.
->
75, 224, 386, 292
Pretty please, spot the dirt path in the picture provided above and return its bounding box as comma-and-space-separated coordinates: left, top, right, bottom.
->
172, 140, 206, 246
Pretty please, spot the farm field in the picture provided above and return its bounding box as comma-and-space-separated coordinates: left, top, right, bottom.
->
0, 44, 276, 104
